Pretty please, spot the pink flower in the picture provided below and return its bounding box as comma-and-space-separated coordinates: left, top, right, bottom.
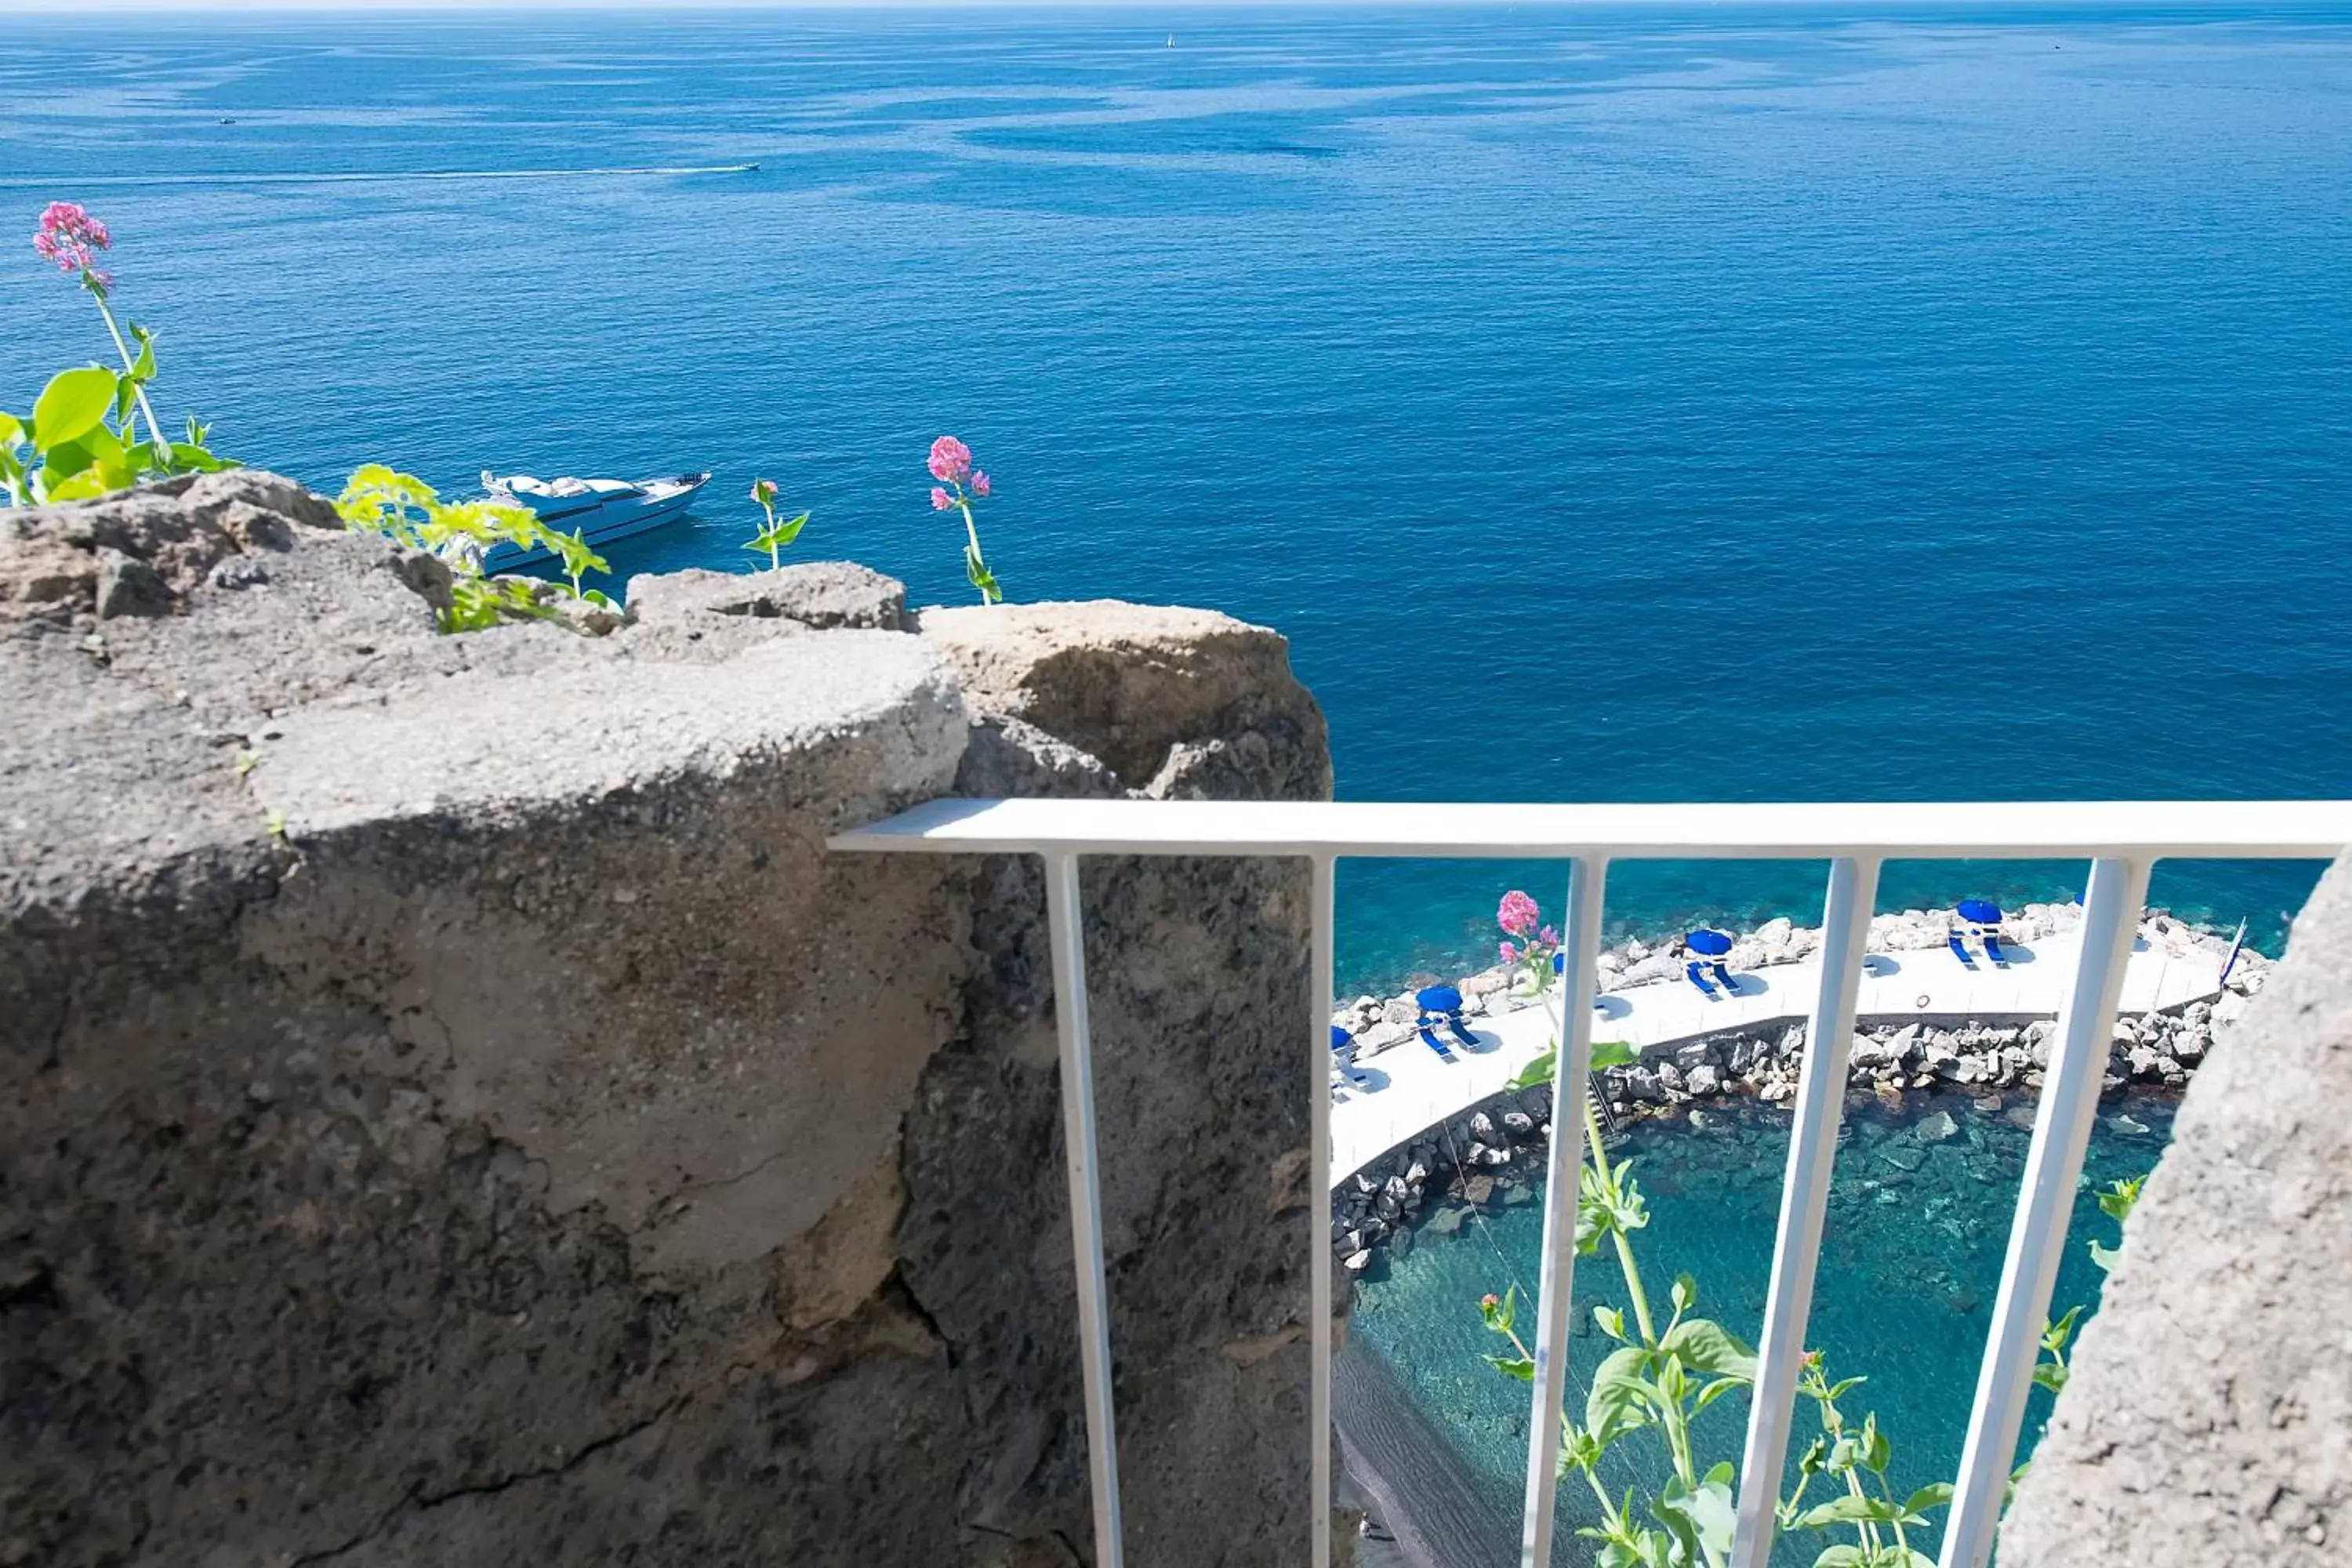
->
33, 201, 111, 281
971, 470, 990, 498
927, 435, 972, 485
1537, 924, 1559, 948
930, 487, 952, 511
1498, 942, 1519, 964
750, 477, 778, 505
1497, 890, 1541, 938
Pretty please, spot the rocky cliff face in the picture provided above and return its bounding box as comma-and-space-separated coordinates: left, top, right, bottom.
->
1998, 856, 2352, 1568
0, 473, 1332, 1567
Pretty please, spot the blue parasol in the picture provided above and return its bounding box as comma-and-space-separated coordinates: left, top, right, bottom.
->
1957, 898, 2004, 925
1686, 929, 1733, 956
1330, 1025, 1352, 1051
1417, 984, 1464, 1013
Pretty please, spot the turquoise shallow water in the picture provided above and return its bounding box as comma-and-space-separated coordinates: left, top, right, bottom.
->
5, 5, 2350, 993
1348, 1089, 2176, 1564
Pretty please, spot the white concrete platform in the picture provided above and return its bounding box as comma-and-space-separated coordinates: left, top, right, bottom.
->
1328, 925, 2227, 1183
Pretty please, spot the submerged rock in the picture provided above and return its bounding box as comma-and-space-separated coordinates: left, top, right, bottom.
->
1915, 1111, 1961, 1144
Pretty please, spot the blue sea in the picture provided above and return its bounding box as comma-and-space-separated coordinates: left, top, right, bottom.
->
5, 4, 2348, 993
6, 7, 2338, 1559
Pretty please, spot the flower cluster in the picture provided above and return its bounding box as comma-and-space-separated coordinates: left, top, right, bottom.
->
33, 201, 112, 293
927, 434, 1001, 604
1495, 889, 1562, 993
927, 434, 989, 508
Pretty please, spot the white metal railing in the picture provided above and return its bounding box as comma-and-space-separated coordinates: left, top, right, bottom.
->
829, 798, 2352, 1568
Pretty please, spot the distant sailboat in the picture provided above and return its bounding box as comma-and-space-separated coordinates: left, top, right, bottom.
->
1166, 33, 1174, 46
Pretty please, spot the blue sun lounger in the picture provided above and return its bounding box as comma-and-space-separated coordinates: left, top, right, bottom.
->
1330, 1025, 1370, 1085
1416, 985, 1480, 1054
1947, 930, 1977, 968
1685, 960, 1721, 999
1980, 931, 2010, 967
1709, 961, 1737, 994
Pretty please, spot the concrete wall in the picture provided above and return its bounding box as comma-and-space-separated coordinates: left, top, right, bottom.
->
0, 474, 1334, 1567
1999, 855, 2352, 1566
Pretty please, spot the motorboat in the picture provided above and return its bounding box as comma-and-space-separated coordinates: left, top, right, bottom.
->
477, 469, 710, 568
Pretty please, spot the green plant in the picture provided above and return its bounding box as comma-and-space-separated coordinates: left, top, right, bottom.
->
334, 465, 611, 634
1486, 1040, 1949, 1567
1777, 1356, 1954, 1568
1485, 1044, 2142, 1566
2031, 1175, 2142, 1397
746, 477, 810, 571
4, 203, 231, 506
926, 434, 1000, 604
2087, 1175, 2141, 1274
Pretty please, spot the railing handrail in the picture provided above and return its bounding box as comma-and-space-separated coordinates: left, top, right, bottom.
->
831, 797, 2350, 1568
829, 795, 2352, 858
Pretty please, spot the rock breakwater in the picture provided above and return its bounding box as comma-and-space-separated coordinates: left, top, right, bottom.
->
1330, 906, 2270, 1272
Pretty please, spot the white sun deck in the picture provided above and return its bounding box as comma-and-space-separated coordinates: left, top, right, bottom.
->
1328, 924, 2229, 1182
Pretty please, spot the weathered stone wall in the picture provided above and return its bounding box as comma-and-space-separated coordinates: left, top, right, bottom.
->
1998, 854, 2352, 1567
0, 474, 1333, 1567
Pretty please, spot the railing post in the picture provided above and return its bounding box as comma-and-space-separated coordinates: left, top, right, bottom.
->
1937, 855, 2151, 1568
1307, 854, 1336, 1568
1519, 856, 1610, 1568
1042, 852, 1126, 1568
1730, 855, 1882, 1568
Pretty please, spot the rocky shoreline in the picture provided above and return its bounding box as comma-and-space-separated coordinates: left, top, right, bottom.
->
1329, 905, 2271, 1273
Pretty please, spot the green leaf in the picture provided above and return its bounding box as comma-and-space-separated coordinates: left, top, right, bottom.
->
1586, 1344, 1658, 1446
1593, 1304, 1628, 1341
1559, 1419, 1606, 1476
2042, 1305, 2084, 1352
1901, 1483, 1954, 1516
165, 441, 232, 474
1691, 1376, 1745, 1417
2096, 1175, 2143, 1223
33, 366, 119, 448
129, 322, 157, 383
1859, 1412, 1889, 1474
0, 412, 23, 448
1507, 1047, 1557, 1091
1591, 1039, 1639, 1070
1652, 1462, 1736, 1568
1671, 1274, 1697, 1314
41, 467, 113, 503
1661, 1317, 1758, 1381
964, 541, 1002, 604
1480, 1284, 1518, 1336
2089, 1239, 2122, 1273
2031, 1363, 2069, 1395
1809, 1548, 1868, 1568
1791, 1494, 1908, 1530
1484, 1354, 1535, 1381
